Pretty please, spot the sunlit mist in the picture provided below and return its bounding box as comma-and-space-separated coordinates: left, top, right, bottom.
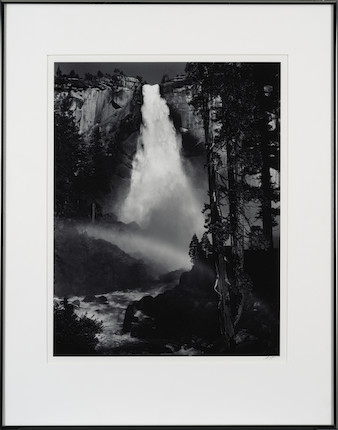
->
79, 223, 192, 273
120, 84, 204, 250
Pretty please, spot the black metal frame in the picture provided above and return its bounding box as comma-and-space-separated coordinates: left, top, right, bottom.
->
0, 1, 336, 429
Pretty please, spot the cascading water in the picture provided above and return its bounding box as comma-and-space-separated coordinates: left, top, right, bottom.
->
72, 84, 206, 352
120, 84, 204, 253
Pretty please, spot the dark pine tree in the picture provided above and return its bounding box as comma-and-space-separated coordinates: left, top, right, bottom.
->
54, 99, 85, 217
253, 64, 280, 249
185, 62, 235, 346
54, 298, 103, 355
189, 234, 200, 264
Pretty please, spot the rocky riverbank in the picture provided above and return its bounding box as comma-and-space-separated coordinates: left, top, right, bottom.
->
122, 252, 280, 356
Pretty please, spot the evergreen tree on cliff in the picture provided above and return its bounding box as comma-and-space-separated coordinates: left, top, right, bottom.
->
56, 66, 62, 77
185, 63, 235, 346
189, 234, 200, 264
214, 63, 258, 296
200, 232, 212, 259
85, 126, 110, 221
253, 65, 280, 249
54, 98, 84, 217
185, 62, 280, 344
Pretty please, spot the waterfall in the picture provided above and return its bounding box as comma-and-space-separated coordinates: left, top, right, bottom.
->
120, 84, 204, 251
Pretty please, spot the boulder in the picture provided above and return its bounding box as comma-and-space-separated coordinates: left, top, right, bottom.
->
96, 295, 108, 304
83, 295, 96, 303
83, 295, 107, 304
72, 299, 80, 307
123, 262, 220, 341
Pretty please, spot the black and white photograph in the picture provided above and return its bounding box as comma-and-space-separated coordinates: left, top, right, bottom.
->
53, 61, 280, 356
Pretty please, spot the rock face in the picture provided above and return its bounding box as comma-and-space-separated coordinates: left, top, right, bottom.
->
55, 74, 207, 214
55, 75, 140, 135
160, 79, 205, 155
160, 79, 208, 202
55, 75, 142, 214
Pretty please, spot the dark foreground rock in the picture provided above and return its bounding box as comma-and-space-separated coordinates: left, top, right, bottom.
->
123, 262, 220, 342
123, 253, 280, 356
71, 299, 80, 307
83, 295, 108, 304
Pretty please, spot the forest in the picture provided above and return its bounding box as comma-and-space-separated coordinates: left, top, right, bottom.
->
54, 62, 280, 356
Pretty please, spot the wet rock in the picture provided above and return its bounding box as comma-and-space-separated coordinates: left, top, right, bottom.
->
161, 79, 205, 152
83, 295, 108, 304
83, 295, 96, 303
72, 299, 80, 307
96, 295, 108, 304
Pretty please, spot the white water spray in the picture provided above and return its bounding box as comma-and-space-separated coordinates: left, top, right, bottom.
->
120, 84, 204, 250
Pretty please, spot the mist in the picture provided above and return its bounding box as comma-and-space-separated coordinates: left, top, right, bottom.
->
79, 223, 192, 273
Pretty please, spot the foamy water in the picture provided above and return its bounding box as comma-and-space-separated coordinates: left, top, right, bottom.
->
57, 284, 173, 350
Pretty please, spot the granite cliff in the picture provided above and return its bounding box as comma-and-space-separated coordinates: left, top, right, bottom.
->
160, 77, 205, 156
55, 75, 140, 135
55, 73, 207, 215
55, 74, 142, 214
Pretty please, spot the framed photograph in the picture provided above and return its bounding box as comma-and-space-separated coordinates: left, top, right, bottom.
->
1, 0, 336, 427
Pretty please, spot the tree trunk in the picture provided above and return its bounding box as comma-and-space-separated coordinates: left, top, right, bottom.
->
91, 202, 96, 223
260, 126, 273, 249
259, 86, 276, 250
219, 92, 246, 327
226, 137, 245, 292
202, 94, 234, 345
257, 76, 279, 251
